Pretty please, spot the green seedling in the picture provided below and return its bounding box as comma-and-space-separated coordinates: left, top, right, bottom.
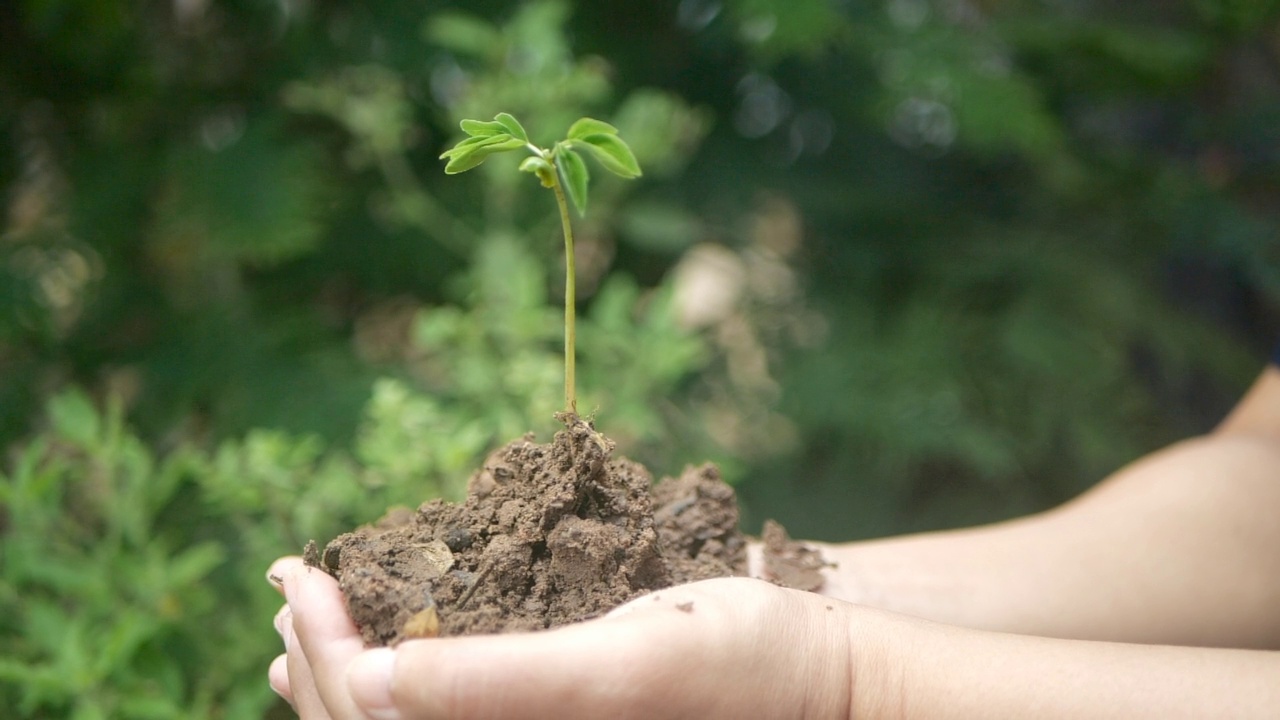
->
440, 112, 642, 416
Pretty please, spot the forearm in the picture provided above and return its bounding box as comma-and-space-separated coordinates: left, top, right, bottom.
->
856, 609, 1280, 719
819, 433, 1280, 647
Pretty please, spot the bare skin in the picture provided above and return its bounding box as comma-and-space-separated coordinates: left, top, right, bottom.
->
811, 367, 1280, 648
268, 367, 1280, 719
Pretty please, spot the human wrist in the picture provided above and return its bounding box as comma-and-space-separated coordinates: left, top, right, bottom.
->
841, 605, 928, 720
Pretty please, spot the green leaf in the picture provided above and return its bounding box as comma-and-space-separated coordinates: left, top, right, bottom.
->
486, 136, 532, 153
518, 156, 552, 174
478, 136, 528, 155
556, 148, 589, 216
573, 134, 642, 178
567, 117, 619, 140
518, 156, 556, 188
459, 118, 507, 137
442, 151, 490, 174
439, 133, 507, 159
495, 113, 528, 142
440, 135, 527, 174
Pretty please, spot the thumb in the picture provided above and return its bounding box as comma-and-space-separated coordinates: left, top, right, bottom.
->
346, 648, 399, 720
345, 618, 663, 720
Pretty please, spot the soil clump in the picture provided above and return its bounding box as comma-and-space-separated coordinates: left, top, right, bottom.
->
309, 416, 823, 645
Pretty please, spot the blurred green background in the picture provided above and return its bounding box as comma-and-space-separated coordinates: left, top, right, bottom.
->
3, 0, 1279, 716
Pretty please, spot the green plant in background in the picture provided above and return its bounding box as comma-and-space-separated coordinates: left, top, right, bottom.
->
0, 380, 510, 718
0, 391, 227, 719
440, 112, 641, 415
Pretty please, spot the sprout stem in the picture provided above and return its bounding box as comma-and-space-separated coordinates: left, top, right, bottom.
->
549, 172, 577, 415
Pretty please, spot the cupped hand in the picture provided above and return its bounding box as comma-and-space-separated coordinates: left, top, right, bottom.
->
267, 555, 869, 720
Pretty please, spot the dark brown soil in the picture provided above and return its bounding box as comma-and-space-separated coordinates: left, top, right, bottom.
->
308, 416, 823, 645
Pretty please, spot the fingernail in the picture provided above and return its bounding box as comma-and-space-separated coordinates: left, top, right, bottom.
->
267, 557, 293, 585
348, 648, 400, 720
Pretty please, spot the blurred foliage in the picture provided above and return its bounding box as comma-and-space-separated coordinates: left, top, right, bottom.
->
0, 386, 486, 717
3, 0, 1280, 716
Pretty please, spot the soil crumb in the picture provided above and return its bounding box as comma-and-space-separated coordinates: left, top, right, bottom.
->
314, 416, 823, 645
760, 519, 831, 592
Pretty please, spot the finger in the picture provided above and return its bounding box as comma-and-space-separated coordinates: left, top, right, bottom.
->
275, 604, 293, 643
605, 586, 703, 620
604, 590, 650, 619
285, 565, 368, 720
286, 608, 338, 720
269, 653, 294, 707
268, 556, 306, 596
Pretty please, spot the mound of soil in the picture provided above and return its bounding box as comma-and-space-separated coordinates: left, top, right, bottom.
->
307, 416, 824, 645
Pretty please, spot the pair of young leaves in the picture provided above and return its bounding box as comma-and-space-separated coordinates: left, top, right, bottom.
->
439, 112, 642, 215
